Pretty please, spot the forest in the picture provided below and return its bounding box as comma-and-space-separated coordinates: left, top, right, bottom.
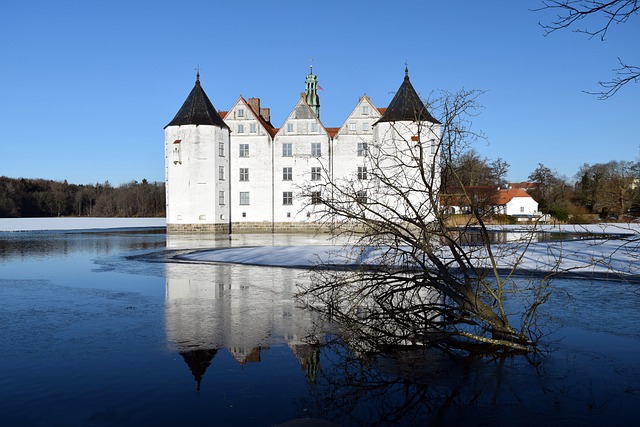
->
0, 177, 165, 218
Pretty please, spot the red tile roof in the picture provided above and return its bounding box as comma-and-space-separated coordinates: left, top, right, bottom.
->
494, 188, 532, 205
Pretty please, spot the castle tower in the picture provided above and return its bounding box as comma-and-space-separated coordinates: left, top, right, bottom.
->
164, 72, 231, 232
305, 65, 320, 118
372, 67, 441, 222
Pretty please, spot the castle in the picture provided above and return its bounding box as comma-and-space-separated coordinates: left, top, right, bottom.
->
164, 67, 441, 233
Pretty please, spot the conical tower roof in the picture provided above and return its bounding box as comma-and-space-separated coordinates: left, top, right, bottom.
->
165, 73, 229, 129
180, 348, 219, 393
377, 68, 439, 124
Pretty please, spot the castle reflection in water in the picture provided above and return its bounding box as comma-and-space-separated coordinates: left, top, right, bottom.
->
163, 234, 326, 390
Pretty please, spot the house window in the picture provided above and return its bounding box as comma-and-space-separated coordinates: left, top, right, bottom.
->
237, 108, 244, 117
357, 142, 367, 157
219, 141, 225, 157
311, 167, 321, 181
362, 122, 370, 132
356, 190, 367, 204
283, 167, 292, 181
219, 166, 225, 180
282, 143, 292, 157
310, 122, 318, 133
287, 123, 294, 133
311, 191, 321, 205
520, 206, 525, 213
311, 142, 321, 157
239, 168, 249, 181
239, 144, 249, 157
357, 166, 367, 180
250, 123, 257, 133
349, 122, 356, 132
283, 192, 293, 205
237, 124, 244, 133
219, 191, 225, 205
240, 192, 250, 205
362, 105, 370, 115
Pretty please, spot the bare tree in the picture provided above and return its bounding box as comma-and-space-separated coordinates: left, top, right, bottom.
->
535, 0, 639, 99
298, 89, 554, 354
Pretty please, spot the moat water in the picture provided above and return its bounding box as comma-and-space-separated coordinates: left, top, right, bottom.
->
0, 229, 638, 426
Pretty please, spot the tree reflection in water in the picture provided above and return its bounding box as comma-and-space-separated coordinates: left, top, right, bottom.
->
162, 235, 638, 426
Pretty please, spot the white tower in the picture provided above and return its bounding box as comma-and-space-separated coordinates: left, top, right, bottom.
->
164, 73, 231, 232
371, 67, 441, 222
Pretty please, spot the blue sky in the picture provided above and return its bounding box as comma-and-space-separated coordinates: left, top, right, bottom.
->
1, 0, 638, 185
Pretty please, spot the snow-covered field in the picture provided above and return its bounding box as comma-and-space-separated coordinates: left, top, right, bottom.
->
0, 217, 166, 232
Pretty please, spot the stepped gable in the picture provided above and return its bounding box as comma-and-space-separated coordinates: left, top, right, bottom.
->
165, 73, 229, 129
377, 67, 439, 124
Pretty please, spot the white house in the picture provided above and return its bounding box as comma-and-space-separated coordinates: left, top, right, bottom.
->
493, 188, 540, 218
164, 67, 441, 233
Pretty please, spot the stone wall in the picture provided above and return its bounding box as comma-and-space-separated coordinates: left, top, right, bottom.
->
167, 221, 335, 234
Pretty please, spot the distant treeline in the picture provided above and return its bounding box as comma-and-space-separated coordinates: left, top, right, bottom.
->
0, 176, 165, 218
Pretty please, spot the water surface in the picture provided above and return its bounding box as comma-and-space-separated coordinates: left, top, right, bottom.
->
0, 230, 639, 426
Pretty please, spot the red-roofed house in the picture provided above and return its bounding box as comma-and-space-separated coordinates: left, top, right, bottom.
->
493, 188, 539, 217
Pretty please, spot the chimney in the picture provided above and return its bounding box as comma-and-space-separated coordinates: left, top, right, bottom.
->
248, 97, 260, 114
260, 108, 271, 123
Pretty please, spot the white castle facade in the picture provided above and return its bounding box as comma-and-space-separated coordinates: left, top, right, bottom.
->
164, 67, 441, 233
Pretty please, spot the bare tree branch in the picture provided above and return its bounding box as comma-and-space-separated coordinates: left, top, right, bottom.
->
534, 0, 639, 98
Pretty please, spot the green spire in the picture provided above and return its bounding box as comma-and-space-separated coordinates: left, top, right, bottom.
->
305, 65, 320, 118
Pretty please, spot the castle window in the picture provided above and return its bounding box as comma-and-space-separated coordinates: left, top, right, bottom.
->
358, 166, 367, 180
362, 105, 370, 115
237, 124, 244, 133
356, 190, 368, 204
311, 191, 321, 205
349, 122, 356, 132
357, 142, 367, 157
239, 168, 249, 181
219, 191, 225, 205
311, 167, 321, 181
310, 122, 318, 133
283, 167, 292, 181
283, 192, 293, 205
219, 166, 225, 181
239, 144, 249, 157
219, 141, 225, 157
249, 123, 257, 133
172, 140, 182, 165
287, 123, 294, 133
240, 192, 250, 205
311, 142, 321, 157
238, 108, 245, 117
282, 143, 292, 157
362, 122, 370, 132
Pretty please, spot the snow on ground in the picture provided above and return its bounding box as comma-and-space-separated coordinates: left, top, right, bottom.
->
0, 217, 166, 232
178, 225, 640, 278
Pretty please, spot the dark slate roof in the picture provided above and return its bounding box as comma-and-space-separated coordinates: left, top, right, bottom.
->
376, 69, 439, 124
165, 75, 230, 129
